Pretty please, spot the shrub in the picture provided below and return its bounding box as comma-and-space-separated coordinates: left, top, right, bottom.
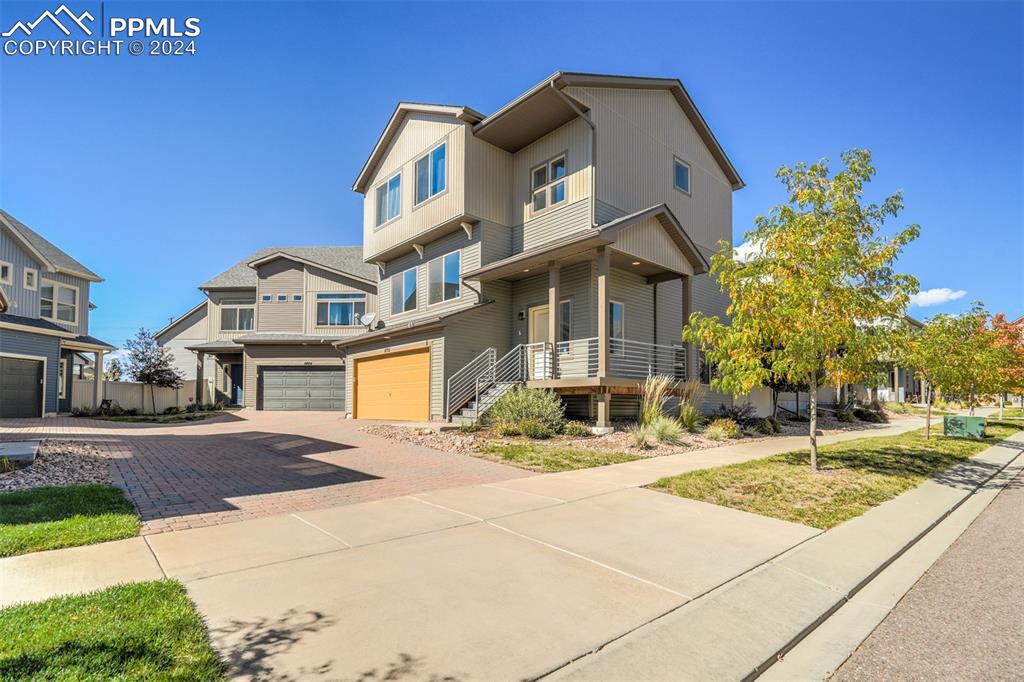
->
853, 406, 883, 423
651, 416, 684, 445
0, 457, 14, 474
487, 386, 564, 433
162, 406, 180, 415
124, 408, 139, 417
835, 408, 856, 422
678, 402, 702, 433
518, 419, 553, 439
752, 418, 776, 435
934, 397, 950, 411
185, 401, 199, 413
639, 375, 675, 426
891, 402, 910, 415
494, 420, 521, 437
458, 421, 480, 433
628, 423, 650, 449
562, 421, 592, 438
714, 402, 758, 428
705, 418, 741, 441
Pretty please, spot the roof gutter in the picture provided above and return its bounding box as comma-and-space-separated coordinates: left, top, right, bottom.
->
549, 78, 598, 228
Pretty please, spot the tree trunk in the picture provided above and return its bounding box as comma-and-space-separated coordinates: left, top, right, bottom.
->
999, 394, 1005, 419
970, 381, 976, 416
150, 384, 156, 416
795, 391, 800, 419
809, 375, 819, 471
925, 384, 932, 440
771, 390, 779, 420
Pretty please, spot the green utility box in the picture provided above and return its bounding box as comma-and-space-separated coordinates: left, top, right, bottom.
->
943, 416, 986, 440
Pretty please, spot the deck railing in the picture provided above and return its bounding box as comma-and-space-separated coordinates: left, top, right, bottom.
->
539, 337, 687, 380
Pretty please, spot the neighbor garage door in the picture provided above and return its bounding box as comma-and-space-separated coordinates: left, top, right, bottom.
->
0, 356, 43, 418
260, 367, 345, 410
354, 348, 430, 420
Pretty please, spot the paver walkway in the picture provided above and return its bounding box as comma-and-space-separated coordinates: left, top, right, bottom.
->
0, 412, 526, 533
833, 467, 1024, 681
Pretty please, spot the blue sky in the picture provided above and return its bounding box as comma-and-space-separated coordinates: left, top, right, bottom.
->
1, 1, 1021, 347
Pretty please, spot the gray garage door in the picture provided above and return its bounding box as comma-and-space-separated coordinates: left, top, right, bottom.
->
0, 357, 43, 418
260, 367, 345, 411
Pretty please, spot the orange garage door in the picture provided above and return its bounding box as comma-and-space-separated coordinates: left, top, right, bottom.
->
354, 348, 430, 420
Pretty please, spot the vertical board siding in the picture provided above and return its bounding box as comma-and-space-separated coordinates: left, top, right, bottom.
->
595, 200, 629, 225
692, 245, 733, 411
613, 218, 693, 276
0, 329, 60, 413
510, 262, 593, 347
303, 266, 377, 336
609, 267, 655, 344
0, 229, 44, 319
39, 272, 91, 336
565, 86, 733, 252
242, 344, 343, 409
257, 260, 304, 332
465, 131, 513, 226
363, 115, 467, 261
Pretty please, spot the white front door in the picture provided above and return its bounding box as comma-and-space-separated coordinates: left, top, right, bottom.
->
528, 306, 551, 379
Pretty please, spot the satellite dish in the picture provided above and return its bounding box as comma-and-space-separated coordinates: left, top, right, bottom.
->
361, 312, 378, 329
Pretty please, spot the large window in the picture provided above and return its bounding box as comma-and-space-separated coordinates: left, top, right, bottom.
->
673, 158, 691, 194
530, 154, 567, 213
390, 267, 417, 315
220, 299, 255, 331
415, 143, 446, 205
40, 282, 78, 324
316, 293, 366, 326
428, 251, 460, 305
375, 172, 402, 226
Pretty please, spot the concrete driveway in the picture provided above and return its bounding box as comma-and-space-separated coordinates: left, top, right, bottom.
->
0, 411, 526, 533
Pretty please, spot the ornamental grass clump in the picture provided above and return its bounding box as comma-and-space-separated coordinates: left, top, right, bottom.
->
562, 421, 592, 438
488, 386, 565, 433
705, 418, 742, 441
639, 374, 675, 426
651, 415, 684, 445
628, 423, 650, 449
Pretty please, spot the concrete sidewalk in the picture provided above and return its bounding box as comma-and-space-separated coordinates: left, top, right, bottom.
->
5, 417, 965, 681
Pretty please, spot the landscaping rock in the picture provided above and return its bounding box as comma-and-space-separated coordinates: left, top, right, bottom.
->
0, 440, 110, 492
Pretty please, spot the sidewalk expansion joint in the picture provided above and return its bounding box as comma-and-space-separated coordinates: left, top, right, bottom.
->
409, 495, 484, 521
288, 513, 352, 548
142, 536, 168, 579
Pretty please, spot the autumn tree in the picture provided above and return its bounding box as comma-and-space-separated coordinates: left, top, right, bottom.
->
991, 313, 1024, 416
684, 149, 919, 470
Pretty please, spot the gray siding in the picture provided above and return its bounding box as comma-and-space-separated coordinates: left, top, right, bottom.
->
256, 260, 304, 332
39, 272, 91, 336
513, 199, 591, 254
511, 262, 594, 346
0, 328, 61, 414
0, 228, 45, 318
692, 245, 733, 411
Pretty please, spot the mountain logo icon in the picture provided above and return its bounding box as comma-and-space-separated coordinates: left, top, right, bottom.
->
2, 4, 95, 37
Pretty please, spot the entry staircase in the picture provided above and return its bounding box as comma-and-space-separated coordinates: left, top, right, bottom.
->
446, 343, 550, 424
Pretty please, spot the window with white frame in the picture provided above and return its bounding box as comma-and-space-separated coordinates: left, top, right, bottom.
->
23, 268, 38, 291
375, 173, 402, 226
316, 293, 366, 326
0, 260, 11, 285
220, 299, 255, 331
390, 267, 417, 315
276, 294, 287, 302
530, 154, 567, 213
428, 251, 460, 305
261, 294, 272, 302
58, 358, 67, 399
40, 281, 78, 324
415, 142, 446, 205
673, 158, 691, 194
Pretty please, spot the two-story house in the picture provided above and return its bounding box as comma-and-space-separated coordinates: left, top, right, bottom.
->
0, 209, 115, 417
334, 72, 744, 427
158, 247, 377, 410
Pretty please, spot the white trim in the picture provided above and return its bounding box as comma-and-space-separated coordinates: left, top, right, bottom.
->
412, 141, 448, 208
673, 156, 692, 195
390, 266, 418, 317
58, 357, 67, 399
219, 300, 256, 332
0, 351, 48, 417
374, 171, 403, 229
23, 267, 38, 291
0, 259, 12, 285
314, 292, 368, 328
426, 250, 462, 307
528, 152, 568, 218
39, 279, 80, 327
0, 320, 76, 338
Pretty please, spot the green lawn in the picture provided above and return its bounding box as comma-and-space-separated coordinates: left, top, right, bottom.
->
478, 441, 642, 472
997, 407, 1024, 418
82, 410, 231, 424
0, 484, 140, 557
0, 580, 224, 680
651, 421, 1020, 530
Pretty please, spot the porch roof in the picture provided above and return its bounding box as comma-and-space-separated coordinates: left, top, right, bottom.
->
462, 204, 709, 282
62, 335, 116, 352
233, 334, 342, 345
185, 340, 244, 353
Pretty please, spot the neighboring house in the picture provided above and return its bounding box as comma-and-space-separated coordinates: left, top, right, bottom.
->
160, 247, 377, 409
335, 72, 743, 427
0, 209, 115, 417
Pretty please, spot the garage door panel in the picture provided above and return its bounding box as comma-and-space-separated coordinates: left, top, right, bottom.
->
354, 349, 430, 421
0, 357, 44, 418
260, 367, 345, 411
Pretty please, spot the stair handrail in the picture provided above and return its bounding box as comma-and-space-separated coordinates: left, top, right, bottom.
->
446, 348, 496, 419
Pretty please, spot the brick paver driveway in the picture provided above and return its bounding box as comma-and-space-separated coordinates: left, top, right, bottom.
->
0, 411, 527, 534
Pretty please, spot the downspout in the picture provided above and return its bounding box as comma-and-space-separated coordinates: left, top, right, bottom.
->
549, 79, 597, 228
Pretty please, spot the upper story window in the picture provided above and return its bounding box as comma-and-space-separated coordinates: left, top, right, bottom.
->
375, 172, 402, 227
23, 268, 38, 291
261, 295, 272, 302
415, 143, 446, 205
316, 293, 366, 326
220, 299, 254, 331
428, 251, 460, 305
530, 154, 567, 213
391, 267, 417, 315
0, 260, 11, 285
276, 294, 287, 302
673, 158, 691, 194
609, 301, 624, 339
40, 281, 78, 325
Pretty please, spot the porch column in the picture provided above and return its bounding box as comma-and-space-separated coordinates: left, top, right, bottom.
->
681, 275, 694, 380
93, 350, 105, 409
597, 246, 610, 378
195, 352, 206, 405
596, 392, 610, 429
548, 263, 560, 379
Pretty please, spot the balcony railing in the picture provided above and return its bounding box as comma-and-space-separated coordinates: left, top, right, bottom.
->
525, 337, 687, 381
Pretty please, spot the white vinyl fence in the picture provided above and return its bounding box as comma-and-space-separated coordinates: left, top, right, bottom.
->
72, 378, 215, 413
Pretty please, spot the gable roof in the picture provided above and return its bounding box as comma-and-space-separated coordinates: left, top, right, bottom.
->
200, 246, 377, 290
154, 300, 207, 340
0, 209, 103, 281
352, 103, 485, 193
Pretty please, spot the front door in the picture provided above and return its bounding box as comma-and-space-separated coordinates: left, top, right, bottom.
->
528, 306, 551, 379
229, 364, 244, 405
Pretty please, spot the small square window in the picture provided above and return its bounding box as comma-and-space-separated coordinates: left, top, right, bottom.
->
23, 268, 37, 291
262, 295, 272, 302
529, 154, 567, 214
0, 260, 11, 285
532, 166, 548, 190
293, 294, 302, 302
550, 182, 565, 205
277, 295, 287, 302
673, 158, 691, 194
532, 191, 546, 212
